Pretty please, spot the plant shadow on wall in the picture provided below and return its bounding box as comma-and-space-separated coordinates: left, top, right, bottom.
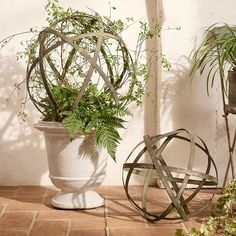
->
161, 55, 215, 131
0, 54, 48, 185
160, 56, 217, 169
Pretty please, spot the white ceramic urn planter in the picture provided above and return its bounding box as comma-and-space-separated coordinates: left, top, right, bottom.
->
34, 121, 107, 209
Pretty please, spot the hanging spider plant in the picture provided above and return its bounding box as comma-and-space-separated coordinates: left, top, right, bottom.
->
189, 23, 236, 96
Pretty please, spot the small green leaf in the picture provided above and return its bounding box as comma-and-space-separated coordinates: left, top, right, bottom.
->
175, 228, 186, 236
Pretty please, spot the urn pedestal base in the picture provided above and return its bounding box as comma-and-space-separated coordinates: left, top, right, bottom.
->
34, 121, 107, 210
52, 191, 104, 209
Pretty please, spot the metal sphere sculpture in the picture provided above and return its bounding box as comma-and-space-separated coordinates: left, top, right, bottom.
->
25, 12, 136, 120
123, 129, 218, 221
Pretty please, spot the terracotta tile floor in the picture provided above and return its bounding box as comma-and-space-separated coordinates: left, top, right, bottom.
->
0, 186, 221, 236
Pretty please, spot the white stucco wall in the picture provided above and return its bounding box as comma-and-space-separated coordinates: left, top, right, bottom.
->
0, 0, 235, 186
160, 0, 236, 186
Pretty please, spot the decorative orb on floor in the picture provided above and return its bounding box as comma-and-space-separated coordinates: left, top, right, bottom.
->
123, 129, 218, 221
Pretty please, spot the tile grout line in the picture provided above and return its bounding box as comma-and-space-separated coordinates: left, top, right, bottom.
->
66, 219, 72, 236
0, 204, 8, 218
181, 221, 188, 233
104, 198, 109, 236
6, 210, 42, 213
26, 211, 39, 236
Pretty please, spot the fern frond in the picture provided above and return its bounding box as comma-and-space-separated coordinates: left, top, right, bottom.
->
62, 112, 85, 137
115, 106, 133, 117
99, 115, 126, 129
95, 125, 122, 160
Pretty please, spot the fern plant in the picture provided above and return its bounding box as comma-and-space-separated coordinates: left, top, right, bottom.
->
43, 83, 130, 159
1, 0, 168, 160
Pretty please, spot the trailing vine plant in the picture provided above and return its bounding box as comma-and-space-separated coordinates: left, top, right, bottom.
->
1, 0, 170, 160
175, 180, 236, 236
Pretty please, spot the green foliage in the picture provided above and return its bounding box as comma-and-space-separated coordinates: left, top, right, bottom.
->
175, 229, 186, 236
45, 0, 73, 25
175, 180, 236, 236
199, 217, 219, 236
189, 23, 236, 95
39, 83, 129, 160
162, 53, 172, 70
95, 125, 121, 160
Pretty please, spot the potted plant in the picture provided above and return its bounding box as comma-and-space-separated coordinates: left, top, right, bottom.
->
190, 23, 236, 187
1, 0, 164, 209
189, 23, 236, 188
189, 23, 236, 113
